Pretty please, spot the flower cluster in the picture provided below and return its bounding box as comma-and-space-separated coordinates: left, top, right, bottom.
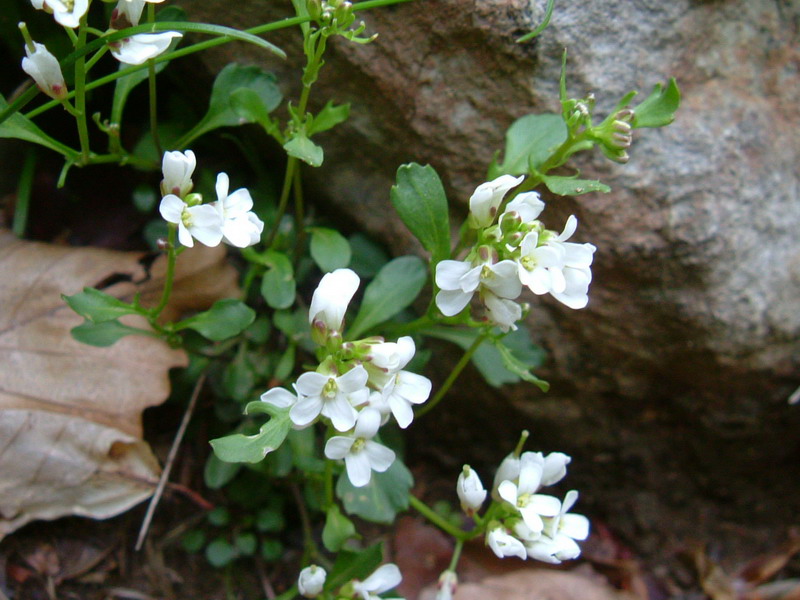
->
261, 268, 432, 487
435, 174, 596, 331
27, 0, 179, 66
157, 150, 265, 249
453, 447, 589, 564
297, 562, 405, 599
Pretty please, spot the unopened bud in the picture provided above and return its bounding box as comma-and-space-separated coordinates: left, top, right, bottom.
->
457, 465, 487, 516
612, 119, 632, 134
436, 570, 458, 600
183, 192, 203, 207
156, 237, 169, 250
615, 107, 635, 122
298, 565, 326, 598
612, 132, 632, 148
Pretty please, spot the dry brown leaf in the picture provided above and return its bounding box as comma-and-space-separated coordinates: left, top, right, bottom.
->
0, 231, 238, 539
419, 568, 633, 600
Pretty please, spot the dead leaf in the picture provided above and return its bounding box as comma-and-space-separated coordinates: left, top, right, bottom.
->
419, 568, 634, 600
0, 231, 238, 539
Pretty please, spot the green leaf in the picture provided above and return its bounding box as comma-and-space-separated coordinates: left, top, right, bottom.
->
633, 78, 680, 128
204, 452, 242, 489
422, 327, 545, 388
322, 504, 357, 552
308, 101, 350, 135
348, 233, 389, 278
230, 87, 278, 131
491, 114, 567, 177
283, 132, 324, 166
205, 538, 238, 567
175, 299, 255, 341
542, 175, 611, 196
70, 319, 149, 347
209, 406, 292, 463
336, 458, 413, 524
185, 64, 282, 143
234, 532, 258, 556
325, 544, 384, 592
63, 288, 138, 322
347, 256, 426, 339
310, 227, 352, 272
260, 251, 296, 309
181, 530, 206, 553
207, 506, 231, 527
390, 164, 450, 265
0, 96, 79, 159
255, 508, 285, 533
491, 337, 549, 391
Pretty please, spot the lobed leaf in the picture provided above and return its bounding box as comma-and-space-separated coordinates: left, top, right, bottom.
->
209, 406, 292, 463
633, 78, 680, 128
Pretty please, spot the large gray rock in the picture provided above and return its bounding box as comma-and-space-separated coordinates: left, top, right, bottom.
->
185, 0, 800, 564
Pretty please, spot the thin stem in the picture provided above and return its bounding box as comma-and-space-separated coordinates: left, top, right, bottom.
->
265, 156, 297, 247
408, 495, 468, 541
150, 224, 178, 319
83, 45, 109, 72
448, 539, 465, 572
135, 372, 207, 551
12, 148, 36, 238
73, 18, 91, 163
416, 332, 487, 418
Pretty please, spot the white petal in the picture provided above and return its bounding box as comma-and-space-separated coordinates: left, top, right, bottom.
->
360, 564, 402, 594
215, 171, 230, 203
324, 396, 357, 432
435, 260, 473, 290
344, 451, 372, 487
308, 268, 360, 330
557, 215, 578, 241
338, 365, 369, 393
158, 194, 185, 223
176, 223, 193, 248
519, 505, 545, 533
324, 436, 354, 460
484, 260, 522, 299
393, 371, 431, 404
497, 480, 519, 506
541, 452, 571, 486
295, 371, 328, 396
387, 396, 414, 428
518, 452, 545, 493
529, 494, 562, 517
291, 396, 324, 427
560, 513, 590, 541
364, 441, 395, 472
353, 407, 382, 438
435, 289, 472, 317
260, 387, 296, 409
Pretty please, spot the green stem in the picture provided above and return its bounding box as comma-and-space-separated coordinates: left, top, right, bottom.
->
416, 332, 487, 418
448, 539, 465, 572
83, 45, 109, 73
73, 18, 91, 164
409, 495, 468, 541
12, 148, 36, 238
150, 224, 178, 319
265, 156, 297, 247
146, 3, 162, 157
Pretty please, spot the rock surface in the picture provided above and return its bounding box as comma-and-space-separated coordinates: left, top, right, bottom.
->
184, 0, 800, 567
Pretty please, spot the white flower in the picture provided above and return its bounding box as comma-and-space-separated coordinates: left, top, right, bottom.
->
160, 150, 195, 198
43, 0, 89, 28
525, 490, 589, 564
109, 31, 182, 65
482, 289, 522, 332
468, 174, 524, 228
545, 216, 596, 309
516, 231, 567, 296
260, 387, 296, 409
324, 407, 396, 488
292, 366, 369, 431
212, 172, 264, 248
435, 257, 521, 317
352, 563, 403, 600
503, 191, 545, 222
368, 337, 431, 429
298, 565, 326, 598
487, 526, 527, 560
308, 268, 360, 334
21, 41, 67, 100
435, 570, 458, 600
541, 452, 571, 486
456, 465, 487, 516
497, 452, 561, 534
159, 194, 223, 248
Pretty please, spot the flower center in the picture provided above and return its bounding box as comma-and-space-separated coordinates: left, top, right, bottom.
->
520, 255, 537, 270
351, 438, 366, 453
517, 492, 531, 508
322, 377, 338, 399
180, 208, 193, 229
64, 0, 75, 10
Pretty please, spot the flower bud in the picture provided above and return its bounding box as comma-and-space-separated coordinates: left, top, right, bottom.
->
20, 36, 67, 101
160, 150, 196, 198
468, 174, 524, 228
308, 268, 360, 344
457, 465, 487, 516
298, 565, 326, 598
183, 192, 203, 207
436, 570, 458, 600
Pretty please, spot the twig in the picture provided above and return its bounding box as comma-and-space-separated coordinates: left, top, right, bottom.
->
135, 373, 207, 551
255, 554, 277, 600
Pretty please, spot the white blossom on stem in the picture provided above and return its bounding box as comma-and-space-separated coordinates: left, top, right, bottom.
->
159, 194, 222, 248
308, 268, 360, 335
212, 172, 264, 248
487, 526, 527, 560
160, 150, 195, 198
503, 191, 545, 222
497, 452, 561, 534
109, 31, 181, 65
482, 289, 522, 332
525, 490, 590, 564
292, 365, 369, 431
325, 408, 395, 488
435, 570, 458, 600
298, 565, 326, 598
21, 41, 67, 100
468, 174, 524, 228
112, 0, 166, 27
456, 465, 487, 516
435, 255, 521, 318
352, 563, 403, 600
42, 0, 89, 28
544, 215, 596, 309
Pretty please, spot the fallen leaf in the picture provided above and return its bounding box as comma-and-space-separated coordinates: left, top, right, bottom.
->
419, 568, 633, 600
0, 231, 238, 539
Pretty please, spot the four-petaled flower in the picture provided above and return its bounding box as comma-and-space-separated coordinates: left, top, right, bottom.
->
292, 366, 369, 431
159, 194, 223, 248
36, 0, 90, 28
497, 452, 562, 534
324, 408, 396, 487
213, 172, 264, 248
525, 490, 590, 564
